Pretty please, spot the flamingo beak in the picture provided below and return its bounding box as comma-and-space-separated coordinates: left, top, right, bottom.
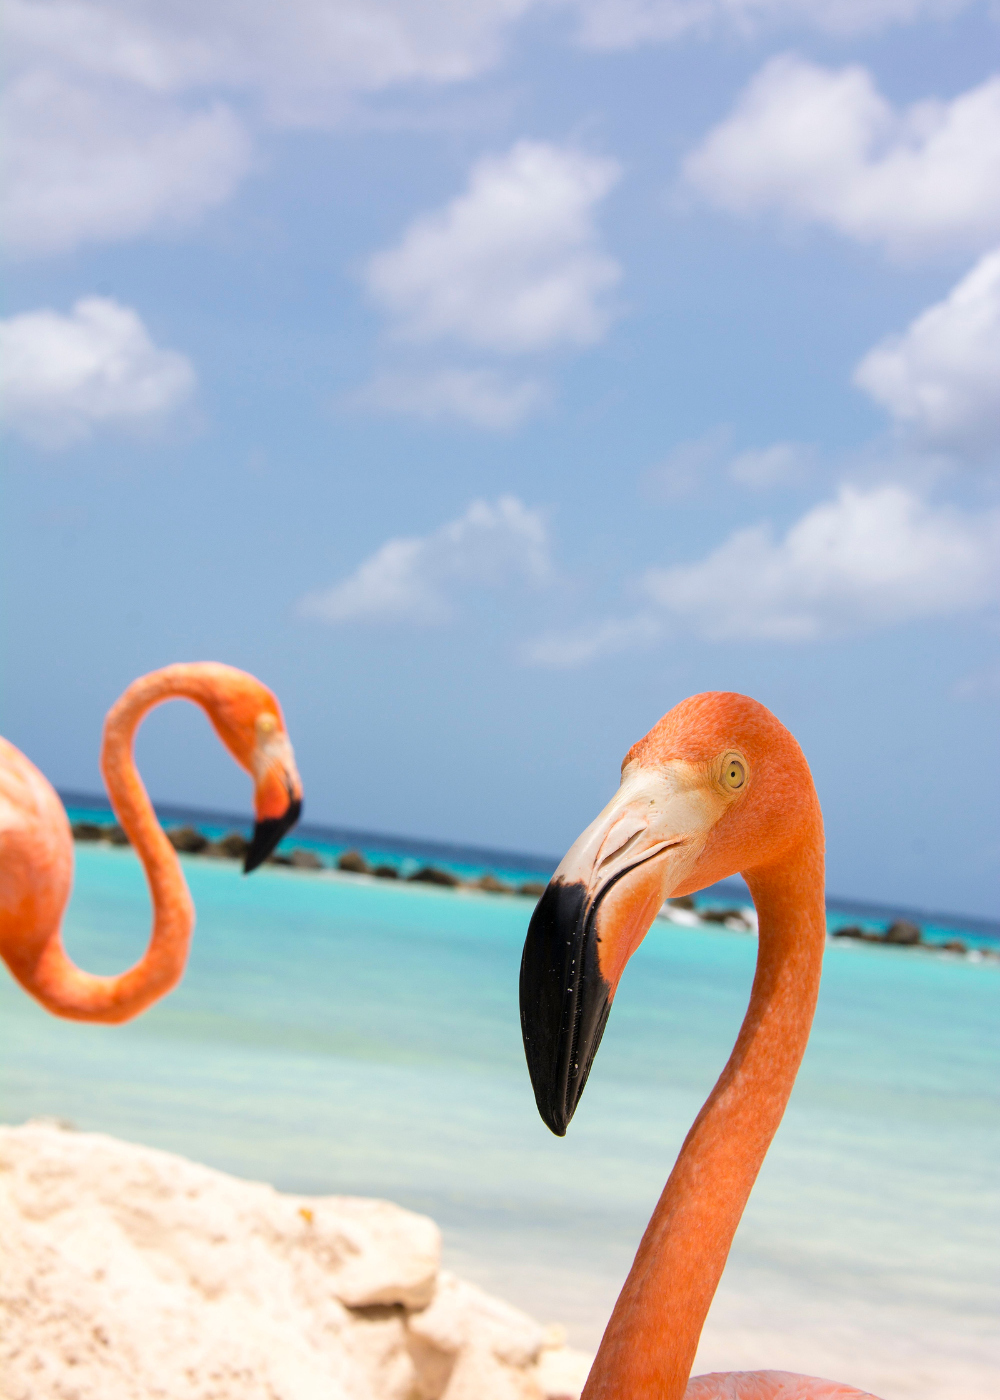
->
520, 765, 711, 1136
244, 793, 302, 873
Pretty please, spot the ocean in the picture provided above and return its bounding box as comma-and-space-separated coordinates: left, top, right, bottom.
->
2, 812, 998, 1399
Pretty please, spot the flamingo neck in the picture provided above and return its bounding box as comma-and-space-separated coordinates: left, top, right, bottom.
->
29, 670, 208, 1023
582, 823, 827, 1400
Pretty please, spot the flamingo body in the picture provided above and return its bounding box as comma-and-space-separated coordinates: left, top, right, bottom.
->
685, 1373, 878, 1400
0, 663, 301, 1023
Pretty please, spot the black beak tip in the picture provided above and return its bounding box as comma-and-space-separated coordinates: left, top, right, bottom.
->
543, 1107, 569, 1138
519, 878, 612, 1137
243, 797, 303, 874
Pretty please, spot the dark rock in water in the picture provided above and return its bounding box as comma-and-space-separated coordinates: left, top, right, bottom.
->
668, 895, 696, 911
268, 853, 294, 866
290, 848, 323, 870
166, 826, 208, 855
373, 865, 399, 879
337, 850, 370, 874
71, 822, 104, 842
407, 866, 459, 887
474, 873, 512, 895
700, 906, 749, 927
884, 919, 922, 945
518, 881, 547, 899
833, 925, 884, 942
203, 834, 248, 860
942, 938, 967, 954
216, 831, 249, 860
104, 824, 130, 846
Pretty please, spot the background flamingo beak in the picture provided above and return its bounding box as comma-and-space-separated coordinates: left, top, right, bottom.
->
244, 796, 302, 873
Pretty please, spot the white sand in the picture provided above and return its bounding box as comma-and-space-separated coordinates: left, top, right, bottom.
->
0, 1121, 592, 1400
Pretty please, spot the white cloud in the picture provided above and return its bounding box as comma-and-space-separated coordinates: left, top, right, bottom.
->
521, 613, 662, 667
642, 485, 1000, 640
0, 297, 195, 448
854, 249, 1000, 457
642, 431, 814, 498
299, 496, 552, 625
3, 0, 536, 256
642, 428, 729, 501
7, 2, 986, 258
683, 56, 1000, 258
569, 0, 971, 49
727, 440, 814, 488
350, 369, 545, 429
366, 141, 622, 353
4, 0, 536, 121
952, 661, 1000, 702
2, 71, 252, 257
524, 483, 1000, 664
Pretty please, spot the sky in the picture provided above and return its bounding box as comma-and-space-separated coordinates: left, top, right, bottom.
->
1, 0, 998, 919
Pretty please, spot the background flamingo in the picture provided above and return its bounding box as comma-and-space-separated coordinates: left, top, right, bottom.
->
0, 662, 302, 1024
519, 692, 881, 1400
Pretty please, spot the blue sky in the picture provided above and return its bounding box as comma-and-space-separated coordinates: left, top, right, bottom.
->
2, 0, 998, 917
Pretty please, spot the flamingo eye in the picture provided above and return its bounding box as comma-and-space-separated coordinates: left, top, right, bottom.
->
722, 755, 746, 791
256, 713, 278, 738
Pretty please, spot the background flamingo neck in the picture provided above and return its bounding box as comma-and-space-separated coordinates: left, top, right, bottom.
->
32, 670, 199, 1023
582, 821, 827, 1400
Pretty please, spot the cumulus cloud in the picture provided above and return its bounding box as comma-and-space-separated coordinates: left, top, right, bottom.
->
0, 297, 195, 448
3, 0, 536, 255
2, 71, 251, 257
8, 1, 985, 258
522, 613, 662, 667
642, 429, 730, 501
683, 56, 1000, 258
366, 141, 621, 353
523, 484, 1000, 664
4, 0, 536, 120
299, 496, 552, 625
642, 431, 814, 497
727, 440, 814, 488
854, 249, 1000, 457
570, 0, 970, 49
642, 485, 999, 640
349, 369, 545, 429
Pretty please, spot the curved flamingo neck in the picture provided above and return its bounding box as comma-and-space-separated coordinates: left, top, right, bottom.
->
582, 816, 827, 1400
27, 669, 211, 1023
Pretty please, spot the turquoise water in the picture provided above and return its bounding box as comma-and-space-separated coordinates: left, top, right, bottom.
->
2, 844, 998, 1396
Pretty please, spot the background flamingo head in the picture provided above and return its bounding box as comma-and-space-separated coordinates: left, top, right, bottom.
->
190, 663, 304, 873
520, 692, 822, 1135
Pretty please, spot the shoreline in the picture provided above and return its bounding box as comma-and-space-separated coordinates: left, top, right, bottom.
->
67, 814, 1000, 958
60, 790, 1000, 942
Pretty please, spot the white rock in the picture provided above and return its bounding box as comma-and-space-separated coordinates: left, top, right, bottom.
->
0, 1121, 437, 1400
408, 1271, 546, 1369
532, 1344, 595, 1399
0, 1122, 591, 1400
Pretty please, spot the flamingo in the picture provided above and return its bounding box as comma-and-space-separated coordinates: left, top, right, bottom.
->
519, 692, 880, 1400
0, 662, 302, 1024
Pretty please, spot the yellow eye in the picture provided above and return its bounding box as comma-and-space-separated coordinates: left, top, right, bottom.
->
256, 713, 278, 737
722, 756, 746, 791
